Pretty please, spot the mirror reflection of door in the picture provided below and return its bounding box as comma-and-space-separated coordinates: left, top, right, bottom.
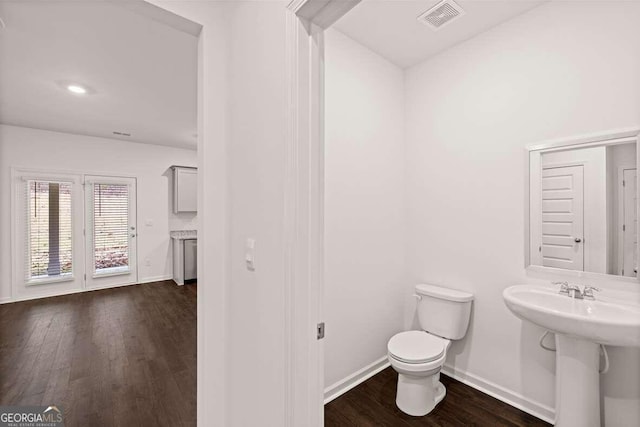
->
621, 168, 637, 277
541, 165, 584, 271
529, 138, 637, 277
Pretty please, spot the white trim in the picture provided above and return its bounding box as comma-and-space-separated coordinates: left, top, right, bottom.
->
92, 268, 132, 279
108, 0, 202, 37
11, 165, 137, 181
25, 274, 75, 287
84, 175, 138, 288
284, 9, 322, 427
11, 168, 85, 300
323, 356, 390, 404
527, 127, 639, 152
0, 276, 172, 305
137, 274, 173, 284
322, 357, 554, 425
289, 0, 360, 29
617, 166, 637, 276
285, 1, 360, 425
441, 364, 555, 425
0, 287, 85, 305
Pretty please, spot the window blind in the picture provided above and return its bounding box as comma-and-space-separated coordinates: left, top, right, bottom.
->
91, 183, 130, 274
26, 181, 73, 281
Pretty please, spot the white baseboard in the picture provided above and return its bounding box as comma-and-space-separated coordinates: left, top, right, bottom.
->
322, 357, 554, 424
0, 275, 174, 304
0, 288, 85, 304
441, 364, 555, 424
138, 275, 173, 284
324, 356, 390, 404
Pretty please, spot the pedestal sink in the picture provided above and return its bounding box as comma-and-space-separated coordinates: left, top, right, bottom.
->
503, 284, 640, 427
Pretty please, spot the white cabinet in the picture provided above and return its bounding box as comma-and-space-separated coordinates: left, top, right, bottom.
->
172, 166, 197, 213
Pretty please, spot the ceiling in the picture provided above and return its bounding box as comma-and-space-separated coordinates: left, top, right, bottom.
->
333, 0, 546, 68
0, 1, 199, 149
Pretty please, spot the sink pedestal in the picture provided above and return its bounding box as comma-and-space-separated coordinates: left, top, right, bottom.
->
555, 334, 601, 427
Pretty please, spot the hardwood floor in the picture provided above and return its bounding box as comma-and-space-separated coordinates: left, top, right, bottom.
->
325, 367, 551, 427
0, 281, 196, 427
2, 282, 550, 427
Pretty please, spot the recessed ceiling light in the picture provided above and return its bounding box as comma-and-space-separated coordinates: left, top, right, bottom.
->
67, 85, 87, 95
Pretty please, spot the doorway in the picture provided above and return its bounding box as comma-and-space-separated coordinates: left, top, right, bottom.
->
84, 175, 138, 288
13, 171, 138, 291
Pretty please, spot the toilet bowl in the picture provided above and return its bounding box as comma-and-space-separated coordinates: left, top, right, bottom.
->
387, 331, 450, 416
388, 284, 473, 417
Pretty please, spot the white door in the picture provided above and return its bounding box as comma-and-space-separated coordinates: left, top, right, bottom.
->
541, 165, 584, 270
622, 168, 637, 277
84, 176, 137, 288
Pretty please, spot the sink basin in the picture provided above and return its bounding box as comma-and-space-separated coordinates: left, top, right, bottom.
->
503, 284, 640, 347
504, 284, 640, 426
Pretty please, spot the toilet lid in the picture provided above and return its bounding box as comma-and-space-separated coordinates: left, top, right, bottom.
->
388, 331, 446, 364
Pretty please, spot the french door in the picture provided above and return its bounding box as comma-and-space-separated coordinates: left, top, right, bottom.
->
84, 176, 137, 288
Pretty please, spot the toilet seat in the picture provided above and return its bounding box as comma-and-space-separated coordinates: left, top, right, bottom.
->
388, 331, 447, 364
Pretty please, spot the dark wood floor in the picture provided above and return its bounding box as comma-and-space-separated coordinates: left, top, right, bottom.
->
0, 281, 196, 427
325, 367, 551, 427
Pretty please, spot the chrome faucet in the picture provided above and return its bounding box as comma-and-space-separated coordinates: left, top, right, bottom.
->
582, 286, 601, 300
553, 281, 570, 295
553, 281, 600, 300
566, 284, 583, 299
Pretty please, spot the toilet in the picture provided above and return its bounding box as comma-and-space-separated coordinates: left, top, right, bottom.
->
387, 284, 473, 416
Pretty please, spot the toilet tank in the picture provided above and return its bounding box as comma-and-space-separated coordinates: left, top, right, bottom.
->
415, 284, 473, 340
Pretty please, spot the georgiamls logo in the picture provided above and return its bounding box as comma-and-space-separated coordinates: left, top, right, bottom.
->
0, 405, 64, 426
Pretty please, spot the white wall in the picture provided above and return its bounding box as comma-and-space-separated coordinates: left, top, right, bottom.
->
324, 28, 406, 390
404, 1, 640, 424
0, 124, 197, 302
144, 1, 293, 425
225, 2, 289, 424
144, 1, 232, 425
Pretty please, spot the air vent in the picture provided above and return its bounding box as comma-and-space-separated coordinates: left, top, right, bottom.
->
417, 0, 465, 30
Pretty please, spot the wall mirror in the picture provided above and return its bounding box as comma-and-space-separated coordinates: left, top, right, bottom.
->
527, 130, 639, 279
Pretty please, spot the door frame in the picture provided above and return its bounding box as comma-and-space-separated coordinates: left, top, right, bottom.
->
84, 175, 138, 289
145, 1, 359, 425
618, 166, 637, 275
285, 1, 360, 426
10, 168, 86, 298
10, 167, 140, 299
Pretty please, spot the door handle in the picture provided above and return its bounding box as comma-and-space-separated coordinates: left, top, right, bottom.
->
574, 238, 582, 243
